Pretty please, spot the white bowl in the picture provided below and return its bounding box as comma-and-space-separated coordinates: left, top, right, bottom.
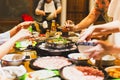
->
101, 55, 116, 67
1, 54, 25, 66
68, 53, 89, 65
102, 55, 116, 61
68, 53, 89, 60
77, 41, 96, 53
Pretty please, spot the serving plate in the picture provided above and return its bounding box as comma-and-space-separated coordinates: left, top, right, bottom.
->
26, 69, 60, 80
0, 65, 26, 80
105, 66, 120, 79
29, 56, 72, 70
29, 59, 42, 70
60, 65, 105, 80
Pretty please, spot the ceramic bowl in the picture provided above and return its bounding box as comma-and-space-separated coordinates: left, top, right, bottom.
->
1, 54, 25, 66
101, 55, 116, 67
77, 41, 96, 53
68, 53, 89, 66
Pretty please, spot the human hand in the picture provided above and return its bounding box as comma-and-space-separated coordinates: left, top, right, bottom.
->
46, 11, 58, 20
79, 21, 120, 41
83, 40, 113, 60
61, 20, 75, 32
13, 29, 32, 41
16, 21, 34, 31
53, 11, 57, 18
35, 9, 46, 16
46, 12, 56, 20
78, 26, 94, 42
39, 10, 46, 16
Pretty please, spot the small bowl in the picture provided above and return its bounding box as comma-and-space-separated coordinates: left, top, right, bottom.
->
101, 55, 116, 67
1, 54, 25, 66
95, 55, 116, 68
68, 53, 89, 66
77, 41, 96, 53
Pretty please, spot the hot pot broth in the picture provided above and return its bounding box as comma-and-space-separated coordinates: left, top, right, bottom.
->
45, 37, 73, 49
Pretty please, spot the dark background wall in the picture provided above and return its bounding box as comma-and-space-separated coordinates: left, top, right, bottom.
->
0, 0, 40, 32
0, 0, 31, 19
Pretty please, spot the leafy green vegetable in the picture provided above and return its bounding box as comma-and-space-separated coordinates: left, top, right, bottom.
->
27, 26, 33, 32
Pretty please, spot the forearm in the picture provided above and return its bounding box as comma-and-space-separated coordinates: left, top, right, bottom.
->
9, 26, 18, 37
74, 9, 100, 32
94, 21, 120, 34
35, 9, 44, 15
55, 6, 62, 14
0, 36, 18, 58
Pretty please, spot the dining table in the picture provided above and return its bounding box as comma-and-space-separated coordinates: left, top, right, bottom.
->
21, 57, 120, 80
6, 35, 120, 80
8, 47, 120, 79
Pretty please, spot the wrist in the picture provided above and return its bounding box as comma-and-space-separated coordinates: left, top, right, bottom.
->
10, 25, 20, 37
112, 45, 120, 54
12, 34, 22, 43
73, 25, 80, 32
71, 27, 76, 31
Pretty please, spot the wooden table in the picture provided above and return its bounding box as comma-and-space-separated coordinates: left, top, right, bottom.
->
23, 60, 34, 72
9, 48, 37, 72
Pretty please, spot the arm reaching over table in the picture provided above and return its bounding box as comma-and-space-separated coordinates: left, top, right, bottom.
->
83, 40, 120, 60
9, 21, 33, 37
78, 21, 120, 42
0, 21, 33, 45
0, 29, 31, 59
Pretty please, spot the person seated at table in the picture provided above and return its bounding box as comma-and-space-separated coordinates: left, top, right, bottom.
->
35, 0, 62, 25
78, 0, 120, 60
78, 21, 120, 60
79, 21, 120, 41
0, 21, 33, 45
62, 0, 111, 40
0, 21, 33, 58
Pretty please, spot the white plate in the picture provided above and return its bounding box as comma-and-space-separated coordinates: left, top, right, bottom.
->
105, 66, 120, 71
105, 66, 120, 78
26, 70, 60, 80
0, 65, 26, 80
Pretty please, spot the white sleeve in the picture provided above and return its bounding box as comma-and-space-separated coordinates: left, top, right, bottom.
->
0, 31, 10, 45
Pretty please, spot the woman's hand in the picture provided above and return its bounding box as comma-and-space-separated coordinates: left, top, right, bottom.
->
16, 21, 34, 30
13, 29, 32, 41
61, 20, 75, 32
78, 21, 120, 42
83, 40, 114, 60
78, 26, 94, 42
10, 21, 34, 37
